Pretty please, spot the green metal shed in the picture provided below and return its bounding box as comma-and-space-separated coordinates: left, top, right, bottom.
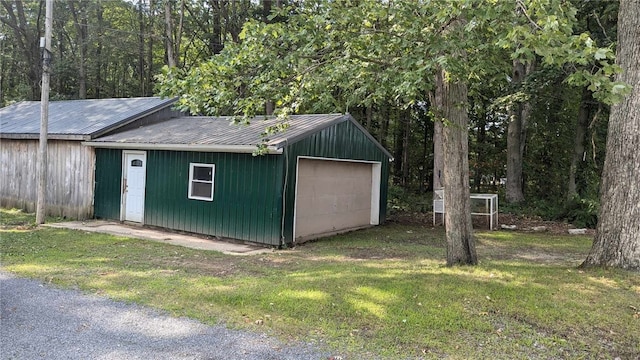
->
85, 114, 392, 247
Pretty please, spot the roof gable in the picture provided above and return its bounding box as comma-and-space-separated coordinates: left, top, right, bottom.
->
0, 97, 177, 140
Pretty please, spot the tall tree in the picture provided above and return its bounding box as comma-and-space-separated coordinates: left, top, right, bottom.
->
505, 59, 534, 204
429, 90, 444, 192
137, 0, 146, 95
164, 0, 184, 68
435, 68, 476, 265
68, 0, 88, 98
582, 0, 640, 270
94, 0, 103, 98
566, 88, 593, 200
0, 1, 43, 100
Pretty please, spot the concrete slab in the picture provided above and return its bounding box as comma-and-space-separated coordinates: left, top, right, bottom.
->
45, 221, 272, 256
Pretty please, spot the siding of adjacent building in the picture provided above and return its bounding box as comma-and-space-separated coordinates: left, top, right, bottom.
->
0, 139, 95, 219
281, 119, 390, 243
94, 148, 285, 245
93, 148, 122, 220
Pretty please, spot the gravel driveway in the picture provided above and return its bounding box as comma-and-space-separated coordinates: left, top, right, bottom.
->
0, 271, 330, 360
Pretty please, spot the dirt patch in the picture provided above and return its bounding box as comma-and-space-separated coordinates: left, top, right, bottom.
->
388, 212, 595, 236
497, 213, 595, 236
482, 248, 586, 265
148, 254, 244, 277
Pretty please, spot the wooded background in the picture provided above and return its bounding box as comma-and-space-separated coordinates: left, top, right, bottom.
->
0, 0, 621, 228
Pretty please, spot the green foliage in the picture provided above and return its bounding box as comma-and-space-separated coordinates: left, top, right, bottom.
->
386, 184, 431, 215
155, 0, 626, 202
159, 1, 514, 117
0, 208, 35, 226
0, 0, 265, 104
498, 0, 628, 104
500, 195, 599, 229
562, 196, 600, 229
527, 200, 566, 222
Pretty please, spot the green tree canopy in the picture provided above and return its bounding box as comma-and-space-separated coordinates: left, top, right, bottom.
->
158, 0, 627, 119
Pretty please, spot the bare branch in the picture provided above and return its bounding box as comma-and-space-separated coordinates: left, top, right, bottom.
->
516, 0, 542, 31
591, 10, 611, 44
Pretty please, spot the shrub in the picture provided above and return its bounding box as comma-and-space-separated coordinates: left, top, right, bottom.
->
563, 196, 599, 229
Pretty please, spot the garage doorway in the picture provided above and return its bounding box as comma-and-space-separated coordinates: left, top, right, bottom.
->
293, 157, 381, 242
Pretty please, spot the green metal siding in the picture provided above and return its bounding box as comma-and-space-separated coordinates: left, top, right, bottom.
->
282, 119, 390, 244
93, 148, 122, 220
143, 151, 284, 245
93, 149, 284, 245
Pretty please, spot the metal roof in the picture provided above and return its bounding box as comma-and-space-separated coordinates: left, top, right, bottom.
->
90, 113, 343, 149
0, 97, 177, 140
86, 113, 393, 158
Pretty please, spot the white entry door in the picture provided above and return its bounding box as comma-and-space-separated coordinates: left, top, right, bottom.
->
122, 151, 146, 223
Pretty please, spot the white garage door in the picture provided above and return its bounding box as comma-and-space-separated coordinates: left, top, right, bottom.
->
294, 158, 380, 242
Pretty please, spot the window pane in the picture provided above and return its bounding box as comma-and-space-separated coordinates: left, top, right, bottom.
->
193, 166, 212, 181
131, 159, 143, 167
191, 182, 212, 199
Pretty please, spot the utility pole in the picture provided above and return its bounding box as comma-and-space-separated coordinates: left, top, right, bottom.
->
36, 0, 53, 224
0, 34, 5, 105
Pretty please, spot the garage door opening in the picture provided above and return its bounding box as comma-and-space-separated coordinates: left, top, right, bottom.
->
293, 157, 381, 242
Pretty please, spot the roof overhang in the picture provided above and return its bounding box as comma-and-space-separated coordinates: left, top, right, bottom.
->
1, 134, 90, 141
82, 141, 283, 154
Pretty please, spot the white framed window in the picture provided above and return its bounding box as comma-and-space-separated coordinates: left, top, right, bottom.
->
188, 163, 215, 201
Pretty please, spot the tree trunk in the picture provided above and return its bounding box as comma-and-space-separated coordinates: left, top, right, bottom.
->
582, 0, 640, 270
402, 110, 411, 186
430, 90, 444, 191
393, 109, 403, 183
210, 0, 223, 54
147, 0, 155, 95
432, 120, 444, 191
365, 105, 373, 131
505, 59, 534, 204
94, 0, 103, 98
69, 0, 88, 99
164, 0, 176, 67
262, 0, 271, 22
567, 88, 592, 200
55, 20, 65, 94
474, 106, 487, 193
420, 110, 431, 193
164, 0, 184, 68
435, 69, 476, 266
137, 0, 145, 96
176, 0, 184, 66
379, 104, 389, 149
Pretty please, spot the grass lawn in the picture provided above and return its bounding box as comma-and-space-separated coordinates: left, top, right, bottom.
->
1, 208, 638, 359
